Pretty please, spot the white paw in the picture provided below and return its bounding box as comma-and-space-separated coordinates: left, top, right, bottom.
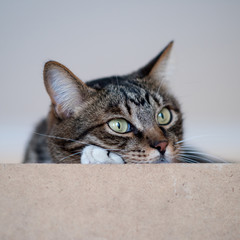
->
81, 145, 124, 164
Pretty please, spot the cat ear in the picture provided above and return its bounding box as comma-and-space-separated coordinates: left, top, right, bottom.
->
135, 41, 174, 80
44, 61, 95, 119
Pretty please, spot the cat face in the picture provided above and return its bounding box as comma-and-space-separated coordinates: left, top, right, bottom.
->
44, 42, 183, 163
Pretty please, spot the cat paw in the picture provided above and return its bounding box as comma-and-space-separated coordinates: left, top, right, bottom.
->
81, 145, 124, 164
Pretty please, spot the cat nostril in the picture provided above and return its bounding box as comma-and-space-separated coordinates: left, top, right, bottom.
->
154, 141, 168, 154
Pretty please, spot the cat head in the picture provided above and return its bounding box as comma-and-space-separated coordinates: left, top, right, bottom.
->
44, 41, 183, 163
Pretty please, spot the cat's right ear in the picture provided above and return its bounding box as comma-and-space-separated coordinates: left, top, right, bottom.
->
44, 61, 95, 119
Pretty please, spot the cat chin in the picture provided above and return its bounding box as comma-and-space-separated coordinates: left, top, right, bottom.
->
81, 145, 124, 164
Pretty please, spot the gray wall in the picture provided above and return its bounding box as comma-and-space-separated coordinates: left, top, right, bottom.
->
1, 0, 240, 163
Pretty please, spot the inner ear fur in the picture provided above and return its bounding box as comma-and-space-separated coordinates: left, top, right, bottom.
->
44, 61, 95, 119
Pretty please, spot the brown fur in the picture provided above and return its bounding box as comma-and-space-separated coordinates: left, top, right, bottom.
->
24, 42, 206, 164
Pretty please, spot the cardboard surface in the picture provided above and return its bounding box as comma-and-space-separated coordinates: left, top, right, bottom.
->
0, 164, 239, 240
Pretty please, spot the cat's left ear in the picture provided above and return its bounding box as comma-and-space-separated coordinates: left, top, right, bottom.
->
135, 41, 174, 80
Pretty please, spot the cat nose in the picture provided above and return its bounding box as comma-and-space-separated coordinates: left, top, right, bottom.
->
154, 141, 168, 154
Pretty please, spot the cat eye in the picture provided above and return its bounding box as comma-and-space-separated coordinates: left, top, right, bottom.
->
157, 108, 172, 125
108, 119, 131, 133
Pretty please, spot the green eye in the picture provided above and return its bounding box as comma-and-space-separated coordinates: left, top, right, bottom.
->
108, 119, 131, 133
157, 108, 172, 125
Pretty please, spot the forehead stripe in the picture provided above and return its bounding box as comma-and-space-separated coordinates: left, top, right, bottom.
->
119, 88, 132, 115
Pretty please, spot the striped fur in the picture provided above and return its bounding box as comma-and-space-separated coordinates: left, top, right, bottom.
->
24, 42, 221, 164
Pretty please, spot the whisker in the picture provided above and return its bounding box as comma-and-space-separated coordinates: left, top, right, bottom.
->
59, 151, 82, 162
178, 153, 213, 163
34, 132, 128, 153
178, 150, 226, 163
176, 135, 224, 144
178, 145, 197, 149
177, 156, 199, 163
34, 132, 85, 144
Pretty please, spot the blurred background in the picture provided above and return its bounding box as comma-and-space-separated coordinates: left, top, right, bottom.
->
0, 0, 239, 163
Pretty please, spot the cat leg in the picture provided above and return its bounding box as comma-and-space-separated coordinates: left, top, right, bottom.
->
81, 145, 124, 164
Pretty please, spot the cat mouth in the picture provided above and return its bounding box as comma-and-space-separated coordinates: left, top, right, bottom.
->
153, 156, 169, 163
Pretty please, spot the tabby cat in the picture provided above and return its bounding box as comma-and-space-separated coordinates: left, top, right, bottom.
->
24, 42, 220, 164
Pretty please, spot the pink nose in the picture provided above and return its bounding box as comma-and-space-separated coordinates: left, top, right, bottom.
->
155, 141, 168, 153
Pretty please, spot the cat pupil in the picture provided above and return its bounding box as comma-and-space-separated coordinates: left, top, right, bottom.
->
117, 122, 121, 129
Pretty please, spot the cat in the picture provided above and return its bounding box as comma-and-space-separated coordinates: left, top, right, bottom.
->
24, 41, 222, 164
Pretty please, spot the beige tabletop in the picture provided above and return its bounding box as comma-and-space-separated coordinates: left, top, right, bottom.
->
0, 164, 239, 240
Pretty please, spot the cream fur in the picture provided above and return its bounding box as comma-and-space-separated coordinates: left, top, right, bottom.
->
81, 145, 124, 164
